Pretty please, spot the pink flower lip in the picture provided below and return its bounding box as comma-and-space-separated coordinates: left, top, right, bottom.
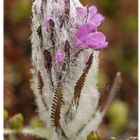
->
75, 32, 108, 49
83, 32, 108, 49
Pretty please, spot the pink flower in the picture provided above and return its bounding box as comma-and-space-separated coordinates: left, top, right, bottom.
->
55, 50, 65, 64
74, 5, 108, 49
45, 16, 52, 29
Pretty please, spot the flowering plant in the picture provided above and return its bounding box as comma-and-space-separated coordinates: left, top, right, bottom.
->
4, 0, 123, 140
30, 0, 121, 139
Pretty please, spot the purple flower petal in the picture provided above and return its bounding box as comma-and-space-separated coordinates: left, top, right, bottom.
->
97, 41, 108, 49
76, 7, 87, 18
75, 22, 97, 38
91, 32, 106, 42
78, 34, 88, 42
88, 6, 97, 20
89, 13, 104, 27
84, 35, 98, 48
45, 16, 52, 29
55, 51, 65, 64
84, 32, 108, 49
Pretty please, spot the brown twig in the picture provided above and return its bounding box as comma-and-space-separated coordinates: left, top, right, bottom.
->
101, 72, 122, 116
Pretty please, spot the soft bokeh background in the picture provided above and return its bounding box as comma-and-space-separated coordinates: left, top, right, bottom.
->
4, 0, 138, 139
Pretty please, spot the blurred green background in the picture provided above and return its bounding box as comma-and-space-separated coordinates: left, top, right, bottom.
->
4, 0, 138, 139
